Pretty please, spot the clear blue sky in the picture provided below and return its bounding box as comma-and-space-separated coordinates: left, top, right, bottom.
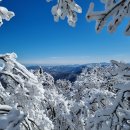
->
0, 0, 130, 65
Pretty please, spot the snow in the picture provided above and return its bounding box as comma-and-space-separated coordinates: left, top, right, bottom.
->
0, 104, 26, 130
0, 53, 130, 130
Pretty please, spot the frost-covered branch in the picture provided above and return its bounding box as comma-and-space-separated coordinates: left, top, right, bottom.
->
0, 53, 38, 84
49, 0, 82, 27
0, 0, 14, 27
86, 0, 130, 35
1, 0, 130, 35
0, 104, 26, 130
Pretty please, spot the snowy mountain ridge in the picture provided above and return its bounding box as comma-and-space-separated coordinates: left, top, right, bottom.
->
27, 63, 110, 82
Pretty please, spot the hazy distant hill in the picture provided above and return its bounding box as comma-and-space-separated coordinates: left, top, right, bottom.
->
27, 63, 110, 82
27, 65, 84, 82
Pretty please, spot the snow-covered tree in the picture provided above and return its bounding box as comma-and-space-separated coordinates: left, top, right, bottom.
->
0, 53, 54, 130
85, 60, 130, 130
1, 52, 130, 130
55, 79, 72, 99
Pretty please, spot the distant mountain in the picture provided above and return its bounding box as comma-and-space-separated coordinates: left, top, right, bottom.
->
27, 63, 110, 82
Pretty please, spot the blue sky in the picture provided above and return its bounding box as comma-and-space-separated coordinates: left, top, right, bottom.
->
0, 0, 130, 65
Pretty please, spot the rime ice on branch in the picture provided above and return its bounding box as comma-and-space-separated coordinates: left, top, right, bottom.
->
86, 0, 130, 35
0, 53, 38, 87
50, 0, 82, 27
0, 104, 26, 130
1, 0, 130, 35
0, 0, 14, 27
